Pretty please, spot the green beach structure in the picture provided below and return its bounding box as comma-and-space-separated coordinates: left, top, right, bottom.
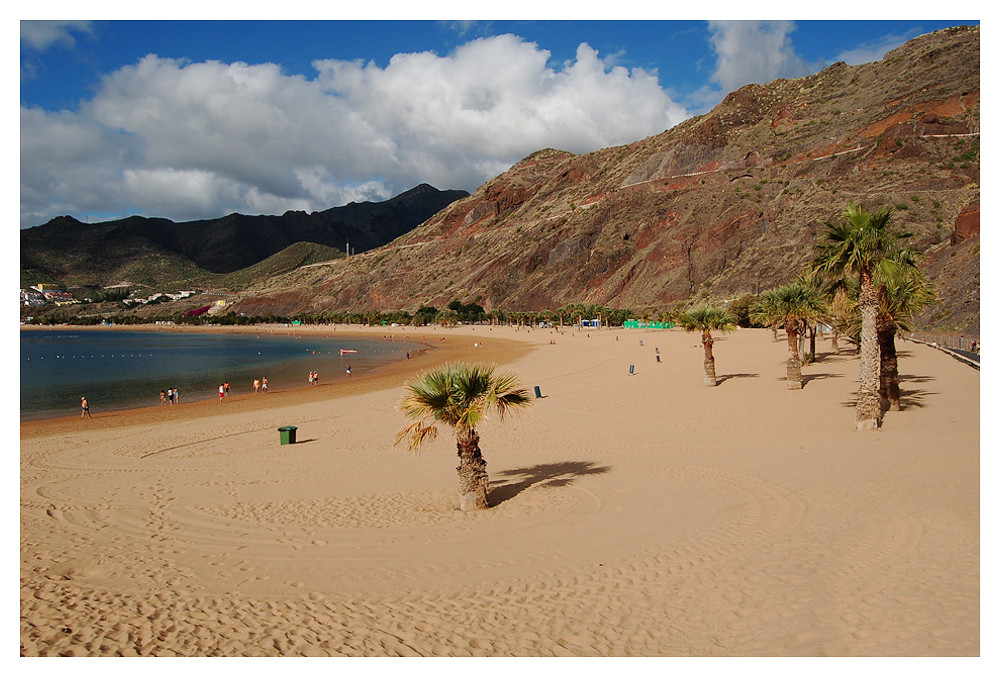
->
623, 320, 675, 329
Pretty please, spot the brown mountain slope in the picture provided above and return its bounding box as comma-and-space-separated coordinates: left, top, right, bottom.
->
232, 26, 980, 333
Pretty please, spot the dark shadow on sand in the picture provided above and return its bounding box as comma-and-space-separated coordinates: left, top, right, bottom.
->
886, 374, 939, 410
896, 388, 936, 410
490, 461, 611, 505
715, 373, 759, 384
809, 351, 856, 363
776, 372, 841, 387
800, 372, 843, 386
899, 374, 937, 385
837, 379, 939, 410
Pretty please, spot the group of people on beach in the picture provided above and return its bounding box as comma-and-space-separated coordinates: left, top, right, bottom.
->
159, 388, 180, 405
217, 376, 271, 402
308, 371, 319, 385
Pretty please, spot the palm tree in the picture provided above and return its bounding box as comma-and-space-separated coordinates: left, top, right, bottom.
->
822, 268, 935, 412
395, 363, 532, 511
751, 281, 827, 389
676, 306, 737, 386
814, 203, 915, 430
436, 309, 459, 327
826, 285, 855, 353
799, 275, 831, 365
876, 268, 936, 411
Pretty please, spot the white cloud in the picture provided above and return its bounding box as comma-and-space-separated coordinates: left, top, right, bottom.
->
835, 31, 920, 66
20, 20, 93, 51
20, 34, 689, 228
707, 20, 819, 93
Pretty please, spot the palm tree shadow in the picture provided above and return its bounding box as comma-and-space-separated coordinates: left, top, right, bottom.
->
894, 375, 938, 409
811, 351, 855, 363
716, 373, 758, 384
800, 372, 843, 386
490, 461, 611, 505
897, 388, 936, 409
899, 374, 937, 385
821, 348, 860, 360
839, 384, 939, 410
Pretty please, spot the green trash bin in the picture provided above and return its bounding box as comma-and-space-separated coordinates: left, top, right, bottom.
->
278, 426, 298, 445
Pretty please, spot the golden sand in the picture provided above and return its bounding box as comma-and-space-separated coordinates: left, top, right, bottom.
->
20, 324, 979, 656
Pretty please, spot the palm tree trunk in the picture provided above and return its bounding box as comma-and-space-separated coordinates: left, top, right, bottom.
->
857, 270, 882, 430
809, 324, 817, 363
456, 429, 490, 510
878, 322, 900, 412
702, 330, 717, 386
786, 320, 802, 389
798, 320, 806, 364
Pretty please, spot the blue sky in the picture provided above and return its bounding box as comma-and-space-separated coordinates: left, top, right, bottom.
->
18, 12, 980, 229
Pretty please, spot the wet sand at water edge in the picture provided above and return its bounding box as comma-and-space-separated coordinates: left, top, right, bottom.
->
20, 324, 980, 657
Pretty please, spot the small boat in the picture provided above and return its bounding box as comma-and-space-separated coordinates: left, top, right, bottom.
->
340, 349, 358, 355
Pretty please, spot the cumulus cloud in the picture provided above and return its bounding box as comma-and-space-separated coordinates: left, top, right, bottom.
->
20, 34, 689, 227
681, 20, 826, 112
684, 21, 923, 112
707, 20, 819, 93
21, 20, 94, 51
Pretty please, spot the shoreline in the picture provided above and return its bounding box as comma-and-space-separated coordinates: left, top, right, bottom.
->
20, 323, 538, 439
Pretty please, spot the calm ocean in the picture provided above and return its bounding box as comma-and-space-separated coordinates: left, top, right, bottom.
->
20, 328, 425, 420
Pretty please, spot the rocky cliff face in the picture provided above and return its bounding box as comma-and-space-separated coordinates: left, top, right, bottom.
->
232, 26, 980, 333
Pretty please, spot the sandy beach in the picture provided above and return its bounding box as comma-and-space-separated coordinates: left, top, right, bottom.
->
19, 323, 979, 657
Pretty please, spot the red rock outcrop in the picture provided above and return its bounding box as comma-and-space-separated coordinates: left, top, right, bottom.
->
952, 197, 980, 244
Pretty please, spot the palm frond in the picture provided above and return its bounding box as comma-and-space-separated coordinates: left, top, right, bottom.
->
395, 362, 532, 449
814, 202, 913, 281
455, 399, 486, 432
393, 418, 439, 452
676, 306, 737, 333
752, 279, 829, 331
487, 371, 532, 420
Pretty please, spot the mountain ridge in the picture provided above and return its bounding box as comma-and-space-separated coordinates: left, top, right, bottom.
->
231, 25, 979, 333
20, 183, 470, 287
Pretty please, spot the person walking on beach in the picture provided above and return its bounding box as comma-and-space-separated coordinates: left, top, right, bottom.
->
173, 388, 180, 404
167, 388, 174, 405
261, 376, 268, 393
224, 381, 230, 395
219, 384, 226, 403
253, 378, 260, 394
81, 396, 92, 419
308, 371, 314, 386
346, 364, 352, 377
160, 389, 167, 405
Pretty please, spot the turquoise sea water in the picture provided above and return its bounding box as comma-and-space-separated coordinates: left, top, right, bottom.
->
20, 328, 425, 420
